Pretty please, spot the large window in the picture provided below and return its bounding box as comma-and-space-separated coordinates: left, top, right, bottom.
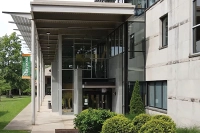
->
161, 15, 168, 47
147, 81, 167, 110
193, 0, 200, 53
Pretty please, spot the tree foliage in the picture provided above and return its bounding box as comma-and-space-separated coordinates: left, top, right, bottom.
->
0, 32, 29, 95
129, 81, 145, 115
0, 78, 11, 101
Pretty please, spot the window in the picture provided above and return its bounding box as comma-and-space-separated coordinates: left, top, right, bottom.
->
193, 0, 200, 53
148, 81, 167, 110
161, 15, 168, 47
130, 33, 135, 58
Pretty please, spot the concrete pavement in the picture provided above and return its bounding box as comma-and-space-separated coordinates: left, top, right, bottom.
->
4, 95, 75, 133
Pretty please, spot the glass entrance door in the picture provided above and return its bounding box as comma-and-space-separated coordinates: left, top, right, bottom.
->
83, 89, 112, 110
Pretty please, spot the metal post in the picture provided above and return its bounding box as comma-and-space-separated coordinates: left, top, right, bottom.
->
40, 51, 42, 105
37, 42, 40, 112
41, 56, 44, 101
58, 35, 62, 115
31, 20, 35, 125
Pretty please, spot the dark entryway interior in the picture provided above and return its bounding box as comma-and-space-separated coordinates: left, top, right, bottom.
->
82, 78, 115, 110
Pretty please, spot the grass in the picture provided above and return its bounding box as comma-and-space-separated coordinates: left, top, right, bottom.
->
176, 127, 200, 133
0, 95, 31, 133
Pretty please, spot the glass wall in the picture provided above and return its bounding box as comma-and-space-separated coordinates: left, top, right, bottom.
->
108, 24, 124, 58
62, 37, 108, 114
128, 21, 145, 82
126, 21, 145, 113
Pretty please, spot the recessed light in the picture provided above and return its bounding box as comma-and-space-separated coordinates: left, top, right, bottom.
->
47, 46, 50, 48
46, 32, 50, 35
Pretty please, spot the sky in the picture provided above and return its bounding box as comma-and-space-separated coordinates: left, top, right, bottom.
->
0, 0, 93, 53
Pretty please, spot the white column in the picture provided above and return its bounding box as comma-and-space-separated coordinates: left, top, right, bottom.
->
31, 20, 35, 125
41, 56, 44, 101
58, 35, 62, 115
43, 62, 45, 98
37, 42, 40, 112
40, 51, 42, 105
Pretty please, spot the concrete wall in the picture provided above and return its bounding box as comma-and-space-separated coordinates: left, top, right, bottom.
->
108, 54, 123, 114
146, 0, 200, 127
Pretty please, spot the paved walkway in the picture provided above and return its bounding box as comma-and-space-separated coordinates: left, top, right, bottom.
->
4, 95, 75, 133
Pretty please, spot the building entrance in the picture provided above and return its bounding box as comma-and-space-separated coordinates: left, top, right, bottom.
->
83, 88, 112, 110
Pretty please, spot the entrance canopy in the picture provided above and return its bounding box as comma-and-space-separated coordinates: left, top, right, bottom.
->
4, 0, 135, 65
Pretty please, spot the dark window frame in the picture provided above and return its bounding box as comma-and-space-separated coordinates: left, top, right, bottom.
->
129, 33, 135, 59
160, 14, 168, 47
193, 0, 200, 53
147, 81, 167, 110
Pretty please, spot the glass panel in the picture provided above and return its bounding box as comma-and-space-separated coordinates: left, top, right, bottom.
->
62, 70, 73, 89
128, 52, 145, 81
194, 0, 200, 25
163, 82, 167, 109
194, 26, 200, 53
92, 59, 107, 78
119, 25, 124, 53
148, 0, 158, 7
75, 44, 92, 69
162, 16, 168, 46
148, 82, 154, 107
128, 22, 145, 52
83, 70, 91, 78
115, 29, 119, 55
62, 90, 74, 114
155, 82, 162, 108
62, 40, 74, 58
62, 58, 73, 69
111, 32, 115, 56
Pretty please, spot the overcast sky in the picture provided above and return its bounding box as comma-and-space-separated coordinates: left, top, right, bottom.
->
0, 0, 94, 53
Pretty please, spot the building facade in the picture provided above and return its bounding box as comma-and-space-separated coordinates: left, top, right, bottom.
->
4, 0, 200, 127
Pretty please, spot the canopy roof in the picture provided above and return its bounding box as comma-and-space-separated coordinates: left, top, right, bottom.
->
4, 0, 135, 64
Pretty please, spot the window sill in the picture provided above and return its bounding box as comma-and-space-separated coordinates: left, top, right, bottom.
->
159, 45, 168, 50
189, 53, 200, 58
145, 106, 167, 114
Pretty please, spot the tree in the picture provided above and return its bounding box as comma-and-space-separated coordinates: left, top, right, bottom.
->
0, 78, 11, 101
0, 32, 23, 96
129, 81, 145, 115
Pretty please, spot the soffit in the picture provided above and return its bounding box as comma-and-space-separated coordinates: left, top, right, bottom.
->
31, 1, 135, 65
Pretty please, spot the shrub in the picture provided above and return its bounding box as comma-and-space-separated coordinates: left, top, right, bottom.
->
129, 81, 145, 115
139, 119, 176, 133
74, 108, 116, 133
101, 115, 136, 133
125, 113, 137, 120
133, 113, 152, 132
153, 115, 176, 128
176, 127, 200, 133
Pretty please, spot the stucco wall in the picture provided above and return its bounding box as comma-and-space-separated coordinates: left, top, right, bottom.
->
108, 54, 123, 114
146, 0, 200, 127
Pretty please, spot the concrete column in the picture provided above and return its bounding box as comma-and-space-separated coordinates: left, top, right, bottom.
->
40, 51, 42, 105
58, 35, 62, 115
43, 62, 45, 99
74, 69, 82, 114
31, 20, 35, 125
37, 42, 40, 112
51, 61, 58, 112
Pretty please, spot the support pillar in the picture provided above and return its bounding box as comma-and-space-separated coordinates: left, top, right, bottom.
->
43, 62, 45, 98
40, 51, 42, 105
37, 42, 40, 112
31, 20, 35, 125
58, 35, 62, 115
51, 61, 58, 112
74, 69, 82, 114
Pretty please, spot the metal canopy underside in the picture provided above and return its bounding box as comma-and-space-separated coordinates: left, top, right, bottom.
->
5, 1, 135, 65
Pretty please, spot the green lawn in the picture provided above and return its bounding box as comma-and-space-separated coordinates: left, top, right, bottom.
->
0, 95, 31, 133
